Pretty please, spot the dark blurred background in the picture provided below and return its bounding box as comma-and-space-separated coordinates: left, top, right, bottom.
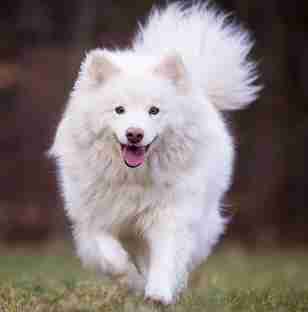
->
0, 0, 307, 248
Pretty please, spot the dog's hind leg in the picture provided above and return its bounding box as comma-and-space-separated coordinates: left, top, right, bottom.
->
122, 235, 150, 280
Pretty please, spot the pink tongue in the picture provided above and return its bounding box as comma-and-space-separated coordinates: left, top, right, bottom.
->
122, 146, 146, 167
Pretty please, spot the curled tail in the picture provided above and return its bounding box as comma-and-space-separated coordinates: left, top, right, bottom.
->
133, 2, 261, 110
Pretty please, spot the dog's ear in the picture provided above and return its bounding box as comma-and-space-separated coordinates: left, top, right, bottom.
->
80, 49, 120, 86
153, 52, 189, 90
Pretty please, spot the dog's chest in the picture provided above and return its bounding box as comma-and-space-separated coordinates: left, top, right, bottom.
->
84, 161, 172, 233
91, 180, 165, 232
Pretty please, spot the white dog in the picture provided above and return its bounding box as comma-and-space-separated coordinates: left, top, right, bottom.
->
50, 2, 259, 305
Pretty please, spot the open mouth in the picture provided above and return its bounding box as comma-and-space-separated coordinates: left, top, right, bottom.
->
121, 144, 150, 168
120, 136, 158, 168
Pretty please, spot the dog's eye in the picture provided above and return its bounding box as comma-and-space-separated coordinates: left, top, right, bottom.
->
149, 106, 160, 115
115, 106, 125, 114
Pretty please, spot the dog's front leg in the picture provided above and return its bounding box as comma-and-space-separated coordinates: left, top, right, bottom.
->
144, 218, 193, 304
75, 229, 145, 293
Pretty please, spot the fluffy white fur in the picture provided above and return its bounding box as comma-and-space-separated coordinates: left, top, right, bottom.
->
50, 2, 259, 305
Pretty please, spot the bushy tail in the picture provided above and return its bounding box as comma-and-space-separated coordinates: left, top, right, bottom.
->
133, 2, 261, 110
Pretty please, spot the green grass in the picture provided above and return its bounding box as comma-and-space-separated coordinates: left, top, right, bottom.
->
0, 242, 307, 311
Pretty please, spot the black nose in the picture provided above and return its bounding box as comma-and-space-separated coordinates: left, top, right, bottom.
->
126, 127, 144, 144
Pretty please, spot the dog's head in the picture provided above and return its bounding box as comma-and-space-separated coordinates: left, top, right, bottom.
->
68, 49, 193, 169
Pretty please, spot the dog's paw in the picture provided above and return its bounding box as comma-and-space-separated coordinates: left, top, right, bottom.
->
145, 284, 174, 305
